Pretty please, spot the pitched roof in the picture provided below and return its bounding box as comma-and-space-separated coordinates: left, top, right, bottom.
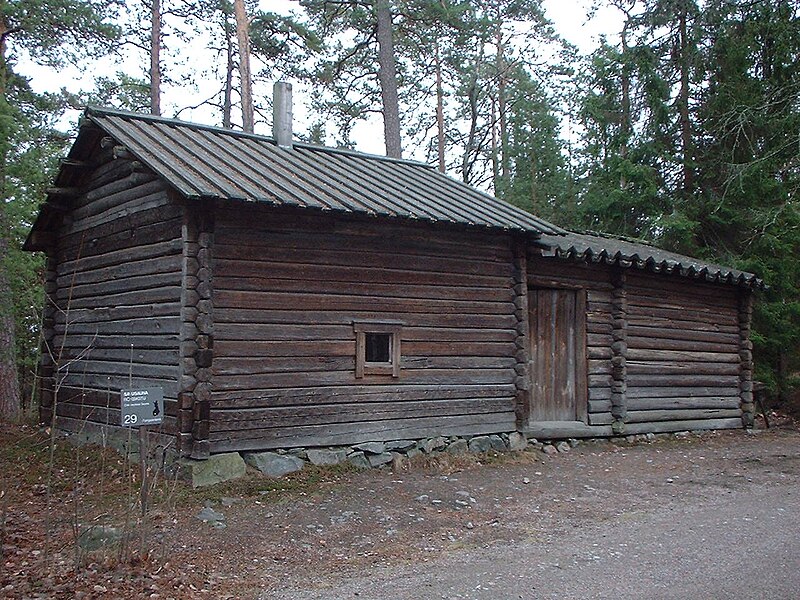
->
535, 230, 764, 289
70, 106, 564, 236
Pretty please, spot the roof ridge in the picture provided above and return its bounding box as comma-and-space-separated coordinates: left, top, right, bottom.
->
86, 105, 435, 169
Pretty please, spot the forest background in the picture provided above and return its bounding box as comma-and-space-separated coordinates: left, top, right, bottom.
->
0, 0, 798, 419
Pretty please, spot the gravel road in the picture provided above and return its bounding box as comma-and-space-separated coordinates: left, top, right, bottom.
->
266, 431, 800, 600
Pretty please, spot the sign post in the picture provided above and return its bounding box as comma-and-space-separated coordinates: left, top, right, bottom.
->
121, 388, 164, 525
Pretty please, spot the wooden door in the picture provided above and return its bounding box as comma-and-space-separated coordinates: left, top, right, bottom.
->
528, 288, 588, 423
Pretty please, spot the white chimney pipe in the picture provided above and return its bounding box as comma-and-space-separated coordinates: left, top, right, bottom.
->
273, 81, 293, 148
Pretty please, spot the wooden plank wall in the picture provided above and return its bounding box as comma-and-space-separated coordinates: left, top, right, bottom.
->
44, 157, 183, 438
526, 257, 614, 430
210, 206, 518, 453
620, 271, 742, 432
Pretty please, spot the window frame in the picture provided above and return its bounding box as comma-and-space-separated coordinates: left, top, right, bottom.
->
353, 320, 402, 378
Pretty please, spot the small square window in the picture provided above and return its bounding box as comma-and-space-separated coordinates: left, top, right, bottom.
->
354, 321, 402, 378
365, 332, 392, 364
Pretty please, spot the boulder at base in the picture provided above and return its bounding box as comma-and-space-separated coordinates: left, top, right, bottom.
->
179, 452, 246, 488
243, 451, 304, 478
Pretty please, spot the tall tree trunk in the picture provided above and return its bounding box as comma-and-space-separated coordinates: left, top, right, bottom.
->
234, 0, 254, 133
619, 18, 631, 190
0, 257, 19, 422
375, 0, 402, 158
150, 0, 161, 115
495, 24, 508, 183
0, 12, 20, 421
678, 8, 693, 196
461, 69, 479, 184
434, 44, 445, 173
490, 96, 499, 193
223, 13, 234, 129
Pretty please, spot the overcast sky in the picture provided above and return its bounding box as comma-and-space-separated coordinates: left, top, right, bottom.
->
21, 0, 622, 157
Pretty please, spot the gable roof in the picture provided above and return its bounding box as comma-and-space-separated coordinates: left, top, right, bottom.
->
48, 106, 564, 237
535, 230, 764, 289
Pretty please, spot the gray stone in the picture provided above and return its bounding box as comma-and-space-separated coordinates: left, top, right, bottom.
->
421, 436, 447, 454
645, 432, 656, 442
446, 439, 468, 454
385, 439, 416, 452
508, 431, 528, 452
195, 506, 226, 528
78, 526, 123, 551
179, 452, 246, 488
220, 497, 240, 507
367, 452, 394, 467
353, 441, 386, 455
347, 451, 370, 469
391, 453, 407, 471
242, 451, 304, 478
468, 436, 493, 453
406, 448, 422, 460
556, 441, 571, 453
488, 435, 507, 451
542, 444, 558, 455
567, 438, 581, 448
674, 431, 691, 439
306, 448, 348, 466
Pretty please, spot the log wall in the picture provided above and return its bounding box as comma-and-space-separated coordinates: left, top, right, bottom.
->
210, 205, 518, 453
44, 156, 183, 440
620, 271, 743, 432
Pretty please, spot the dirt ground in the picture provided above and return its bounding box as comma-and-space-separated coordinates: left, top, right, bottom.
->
1, 415, 798, 599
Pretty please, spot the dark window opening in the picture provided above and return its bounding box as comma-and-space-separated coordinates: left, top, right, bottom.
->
353, 321, 403, 378
365, 332, 391, 363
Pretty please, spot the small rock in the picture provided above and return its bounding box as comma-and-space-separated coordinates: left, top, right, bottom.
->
674, 431, 691, 439
306, 448, 348, 466
421, 437, 447, 454
542, 444, 558, 455
415, 494, 430, 503
488, 435, 507, 451
666, 478, 674, 484
522, 477, 531, 485
446, 439, 468, 455
385, 440, 416, 452
367, 452, 394, 467
465, 522, 474, 529
645, 433, 656, 442
406, 448, 422, 460
195, 506, 225, 525
353, 441, 386, 455
556, 441, 571, 453
391, 453, 407, 472
508, 432, 528, 452
242, 451, 304, 478
567, 438, 580, 448
468, 436, 492, 453
347, 451, 370, 469
220, 497, 240, 507
179, 452, 246, 488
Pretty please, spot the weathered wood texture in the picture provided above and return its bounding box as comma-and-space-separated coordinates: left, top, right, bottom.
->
43, 156, 182, 440
210, 206, 517, 452
738, 293, 754, 427
512, 239, 531, 429
623, 271, 742, 429
527, 258, 611, 428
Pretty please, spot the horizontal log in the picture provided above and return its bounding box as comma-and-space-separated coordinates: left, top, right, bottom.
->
211, 383, 516, 408
213, 367, 515, 391
626, 385, 738, 399
56, 272, 180, 302
59, 238, 182, 275
211, 397, 515, 432
589, 399, 612, 413
627, 315, 738, 334
626, 325, 738, 345
214, 290, 512, 315
626, 374, 740, 387
53, 316, 180, 337
627, 361, 740, 376
216, 259, 511, 290
626, 336, 739, 353
624, 408, 741, 423
621, 417, 742, 435
55, 254, 182, 289
214, 355, 515, 376
626, 348, 740, 363
214, 308, 515, 330
53, 302, 181, 326
209, 413, 516, 453
52, 333, 181, 351
56, 287, 182, 310
626, 397, 740, 411
215, 276, 513, 303
523, 420, 612, 439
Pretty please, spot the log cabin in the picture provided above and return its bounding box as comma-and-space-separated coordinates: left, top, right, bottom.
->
24, 97, 762, 460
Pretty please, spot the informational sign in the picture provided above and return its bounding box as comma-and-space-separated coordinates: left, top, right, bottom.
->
120, 388, 164, 427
